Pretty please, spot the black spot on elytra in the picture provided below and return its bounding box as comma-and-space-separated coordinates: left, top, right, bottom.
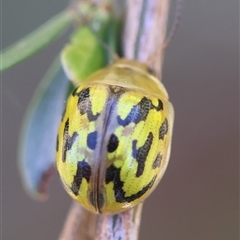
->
107, 134, 119, 153
75, 88, 100, 122
71, 161, 91, 196
72, 87, 78, 96
56, 135, 59, 152
106, 164, 157, 203
152, 154, 162, 169
117, 97, 150, 126
132, 132, 153, 177
61, 105, 67, 121
87, 131, 97, 150
117, 97, 163, 127
62, 119, 79, 162
88, 190, 105, 212
155, 99, 164, 111
88, 191, 95, 208
159, 118, 168, 140
97, 192, 105, 210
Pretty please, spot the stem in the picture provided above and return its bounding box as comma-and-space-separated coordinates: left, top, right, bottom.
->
124, 0, 169, 78
95, 204, 143, 240
59, 202, 97, 240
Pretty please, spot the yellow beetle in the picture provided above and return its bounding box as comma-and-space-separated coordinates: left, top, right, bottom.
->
56, 59, 174, 214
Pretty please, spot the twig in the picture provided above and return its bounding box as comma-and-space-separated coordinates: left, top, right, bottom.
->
124, 0, 170, 77
95, 204, 143, 240
59, 202, 97, 240
58, 0, 170, 239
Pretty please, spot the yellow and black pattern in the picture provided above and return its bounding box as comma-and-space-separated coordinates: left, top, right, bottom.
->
56, 59, 174, 214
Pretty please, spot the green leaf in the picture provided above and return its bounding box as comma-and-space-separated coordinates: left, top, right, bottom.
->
18, 58, 71, 200
61, 27, 106, 85
61, 4, 114, 85
1, 10, 74, 72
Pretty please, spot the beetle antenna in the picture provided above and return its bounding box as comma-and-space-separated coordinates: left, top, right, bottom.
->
163, 0, 184, 49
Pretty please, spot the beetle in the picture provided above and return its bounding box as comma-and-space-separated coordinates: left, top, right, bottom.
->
56, 58, 174, 214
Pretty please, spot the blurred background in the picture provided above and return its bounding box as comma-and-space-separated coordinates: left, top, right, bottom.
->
2, 0, 239, 239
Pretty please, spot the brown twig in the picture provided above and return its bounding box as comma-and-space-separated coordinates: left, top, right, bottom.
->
59, 202, 97, 240
124, 0, 170, 78
58, 0, 170, 239
95, 204, 143, 240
